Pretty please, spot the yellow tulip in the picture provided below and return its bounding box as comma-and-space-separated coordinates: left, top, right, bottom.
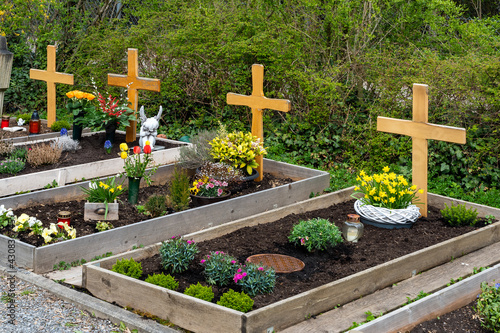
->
87, 93, 96, 101
120, 143, 128, 151
120, 151, 128, 159
75, 91, 84, 99
66, 91, 75, 98
145, 140, 150, 145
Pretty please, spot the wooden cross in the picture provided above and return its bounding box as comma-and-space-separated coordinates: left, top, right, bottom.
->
227, 64, 291, 181
30, 45, 74, 127
108, 48, 161, 142
377, 84, 466, 217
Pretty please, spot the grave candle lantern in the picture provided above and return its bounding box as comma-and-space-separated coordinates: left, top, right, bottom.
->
1, 115, 9, 128
29, 110, 41, 134
342, 214, 364, 243
57, 211, 71, 228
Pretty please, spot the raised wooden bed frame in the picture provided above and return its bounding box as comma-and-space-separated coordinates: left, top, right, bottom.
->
82, 190, 500, 333
0, 130, 187, 197
0, 159, 329, 273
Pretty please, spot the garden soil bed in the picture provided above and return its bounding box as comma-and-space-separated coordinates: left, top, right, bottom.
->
4, 172, 292, 247
133, 199, 494, 310
0, 117, 53, 138
409, 300, 489, 333
0, 131, 180, 179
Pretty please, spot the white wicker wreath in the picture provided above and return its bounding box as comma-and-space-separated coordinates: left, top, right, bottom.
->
354, 200, 421, 225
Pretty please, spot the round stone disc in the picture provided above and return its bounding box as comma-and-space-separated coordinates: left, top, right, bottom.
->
246, 254, 305, 273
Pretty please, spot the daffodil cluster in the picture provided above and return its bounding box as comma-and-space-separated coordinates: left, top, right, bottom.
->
41, 222, 76, 244
12, 213, 43, 236
209, 131, 267, 175
120, 142, 157, 185
353, 166, 423, 209
65, 90, 96, 116
80, 176, 124, 219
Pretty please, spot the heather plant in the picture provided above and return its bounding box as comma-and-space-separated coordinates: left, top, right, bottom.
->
50, 120, 71, 132
289, 218, 343, 252
169, 166, 190, 211
111, 258, 142, 279
200, 251, 239, 286
217, 289, 254, 313
183, 282, 215, 302
475, 282, 500, 332
440, 203, 478, 226
159, 236, 198, 273
0, 158, 25, 175
51, 136, 81, 152
26, 143, 62, 168
233, 262, 275, 297
0, 139, 13, 156
144, 194, 167, 218
145, 273, 179, 291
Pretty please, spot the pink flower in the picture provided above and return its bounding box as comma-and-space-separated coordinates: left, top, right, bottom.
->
222, 181, 228, 187
300, 238, 305, 245
200, 259, 206, 264
258, 267, 264, 271
215, 251, 219, 255
233, 274, 242, 283
231, 260, 236, 264
242, 272, 247, 277
187, 240, 193, 244
208, 183, 214, 189
237, 268, 242, 273
217, 188, 223, 196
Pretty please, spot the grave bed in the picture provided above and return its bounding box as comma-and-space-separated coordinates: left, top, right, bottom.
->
0, 158, 329, 273
82, 189, 500, 333
352, 262, 500, 333
0, 130, 186, 197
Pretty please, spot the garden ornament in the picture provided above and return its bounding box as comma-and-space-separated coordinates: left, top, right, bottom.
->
139, 105, 163, 150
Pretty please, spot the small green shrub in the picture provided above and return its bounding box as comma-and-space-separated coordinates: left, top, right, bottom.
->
111, 258, 142, 279
233, 262, 275, 297
0, 158, 25, 175
200, 251, 239, 286
217, 289, 253, 313
476, 282, 500, 332
170, 166, 190, 211
183, 282, 214, 302
159, 236, 198, 273
145, 195, 167, 218
288, 218, 343, 252
145, 273, 179, 291
9, 147, 28, 161
50, 120, 71, 132
440, 203, 478, 226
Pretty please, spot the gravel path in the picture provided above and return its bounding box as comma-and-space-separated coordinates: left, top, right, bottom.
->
0, 273, 120, 333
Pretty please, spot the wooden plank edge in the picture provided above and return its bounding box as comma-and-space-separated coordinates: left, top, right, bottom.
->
0, 234, 35, 270
351, 263, 500, 333
428, 192, 500, 217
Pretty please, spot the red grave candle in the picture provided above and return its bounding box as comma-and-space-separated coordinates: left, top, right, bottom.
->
57, 211, 71, 228
1, 116, 9, 128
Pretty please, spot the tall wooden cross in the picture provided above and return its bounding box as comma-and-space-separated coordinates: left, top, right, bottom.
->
227, 64, 291, 181
30, 45, 74, 127
108, 48, 161, 142
377, 84, 466, 217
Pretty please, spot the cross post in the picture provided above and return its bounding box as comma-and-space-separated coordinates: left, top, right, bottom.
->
227, 64, 291, 181
108, 48, 161, 142
377, 83, 466, 217
30, 45, 74, 127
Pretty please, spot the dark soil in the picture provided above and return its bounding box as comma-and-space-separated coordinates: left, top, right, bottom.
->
5, 172, 292, 247
0, 131, 180, 179
0, 118, 53, 138
409, 300, 492, 333
136, 200, 494, 310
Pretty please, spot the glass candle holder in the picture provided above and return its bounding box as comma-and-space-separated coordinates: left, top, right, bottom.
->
57, 211, 71, 228
29, 110, 41, 134
342, 214, 364, 243
1, 116, 9, 128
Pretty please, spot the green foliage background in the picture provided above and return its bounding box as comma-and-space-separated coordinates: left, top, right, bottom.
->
1, 0, 499, 206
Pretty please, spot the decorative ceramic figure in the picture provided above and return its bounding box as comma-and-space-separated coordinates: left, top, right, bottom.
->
139, 105, 162, 150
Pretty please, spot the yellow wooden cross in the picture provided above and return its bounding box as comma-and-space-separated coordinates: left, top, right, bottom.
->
30, 45, 74, 127
108, 48, 161, 142
227, 64, 291, 181
377, 83, 466, 217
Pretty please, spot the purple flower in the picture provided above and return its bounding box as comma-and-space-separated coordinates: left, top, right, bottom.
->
495, 283, 500, 289
104, 140, 112, 149
60, 128, 68, 136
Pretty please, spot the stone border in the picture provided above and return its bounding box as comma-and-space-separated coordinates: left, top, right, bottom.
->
0, 159, 329, 273
82, 190, 500, 333
0, 130, 187, 197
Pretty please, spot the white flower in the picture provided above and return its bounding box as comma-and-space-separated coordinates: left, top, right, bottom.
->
49, 223, 58, 234
89, 182, 97, 190
16, 213, 29, 224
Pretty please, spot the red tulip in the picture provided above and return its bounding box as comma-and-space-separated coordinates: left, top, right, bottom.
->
133, 146, 141, 154
143, 145, 152, 154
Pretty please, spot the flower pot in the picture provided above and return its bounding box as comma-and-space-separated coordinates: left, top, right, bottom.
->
72, 112, 84, 141
241, 168, 259, 182
105, 120, 118, 143
190, 191, 231, 207
84, 201, 119, 221
353, 199, 421, 229
128, 177, 141, 205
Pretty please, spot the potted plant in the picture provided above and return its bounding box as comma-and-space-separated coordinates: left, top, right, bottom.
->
209, 131, 267, 178
80, 176, 125, 220
189, 176, 231, 207
65, 90, 96, 140
120, 142, 158, 204
75, 93, 135, 143
351, 166, 423, 228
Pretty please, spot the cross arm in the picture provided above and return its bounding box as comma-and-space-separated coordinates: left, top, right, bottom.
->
377, 117, 466, 144
29, 69, 74, 85
227, 93, 291, 112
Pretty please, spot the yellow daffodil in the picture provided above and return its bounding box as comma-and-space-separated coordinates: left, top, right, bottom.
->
389, 197, 396, 203
418, 189, 424, 194
383, 166, 390, 173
